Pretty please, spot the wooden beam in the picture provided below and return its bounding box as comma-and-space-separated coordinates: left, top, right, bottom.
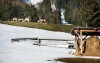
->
80, 30, 83, 54
83, 35, 88, 40
38, 39, 41, 46
75, 35, 79, 55
74, 30, 80, 36
11, 38, 74, 46
74, 30, 100, 32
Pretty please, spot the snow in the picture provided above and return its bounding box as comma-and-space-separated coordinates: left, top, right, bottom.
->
30, 0, 43, 5
0, 24, 99, 63
0, 24, 75, 63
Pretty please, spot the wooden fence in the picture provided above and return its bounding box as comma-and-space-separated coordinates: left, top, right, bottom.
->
11, 37, 74, 47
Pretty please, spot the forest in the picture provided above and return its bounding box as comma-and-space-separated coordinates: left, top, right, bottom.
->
0, 0, 38, 22
0, 0, 100, 27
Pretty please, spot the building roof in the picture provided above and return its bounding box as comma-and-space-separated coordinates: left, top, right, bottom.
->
70, 27, 100, 36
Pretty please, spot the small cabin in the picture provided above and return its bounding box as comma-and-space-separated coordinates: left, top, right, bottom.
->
70, 27, 100, 55
18, 18, 24, 22
12, 17, 18, 21
38, 19, 46, 23
11, 17, 31, 22
24, 18, 30, 22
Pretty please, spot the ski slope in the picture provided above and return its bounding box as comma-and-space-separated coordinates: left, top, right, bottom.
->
0, 24, 76, 63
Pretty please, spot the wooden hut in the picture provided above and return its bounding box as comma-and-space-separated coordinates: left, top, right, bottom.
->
12, 17, 18, 21
70, 27, 100, 55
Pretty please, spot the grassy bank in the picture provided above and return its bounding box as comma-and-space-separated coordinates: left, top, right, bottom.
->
56, 58, 100, 63
0, 21, 76, 32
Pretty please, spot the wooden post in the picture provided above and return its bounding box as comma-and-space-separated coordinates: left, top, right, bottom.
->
11, 39, 14, 43
38, 39, 41, 46
75, 35, 79, 55
86, 23, 88, 28
80, 30, 83, 54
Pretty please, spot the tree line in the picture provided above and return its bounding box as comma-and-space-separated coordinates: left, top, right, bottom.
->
0, 0, 38, 22
37, 0, 100, 27
37, 0, 61, 24
60, 0, 100, 27
0, 0, 100, 27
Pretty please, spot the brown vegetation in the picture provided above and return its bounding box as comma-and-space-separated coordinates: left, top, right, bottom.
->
83, 36, 100, 56
56, 58, 100, 63
0, 21, 76, 32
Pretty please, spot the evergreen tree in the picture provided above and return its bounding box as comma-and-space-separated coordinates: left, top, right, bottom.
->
23, 4, 38, 21
10, 5, 19, 18
28, 5, 38, 22
80, 0, 99, 27
87, 11, 100, 27
55, 0, 61, 24
43, 0, 52, 23
0, 0, 38, 22
1, 0, 13, 20
66, 0, 80, 25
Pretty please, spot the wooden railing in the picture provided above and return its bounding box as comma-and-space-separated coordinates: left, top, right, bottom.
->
11, 37, 74, 47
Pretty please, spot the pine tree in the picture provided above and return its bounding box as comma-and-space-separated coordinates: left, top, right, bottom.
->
1, 0, 13, 20
0, 0, 38, 21
80, 0, 99, 27
43, 0, 52, 23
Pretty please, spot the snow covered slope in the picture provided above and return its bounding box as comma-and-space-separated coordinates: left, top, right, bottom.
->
0, 24, 76, 63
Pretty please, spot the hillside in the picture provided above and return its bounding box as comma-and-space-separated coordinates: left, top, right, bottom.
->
0, 21, 76, 32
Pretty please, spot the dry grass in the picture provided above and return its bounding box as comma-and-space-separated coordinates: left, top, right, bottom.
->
0, 21, 76, 32
83, 36, 100, 56
56, 58, 100, 63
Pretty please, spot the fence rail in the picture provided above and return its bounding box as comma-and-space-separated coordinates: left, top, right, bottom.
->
11, 37, 74, 47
